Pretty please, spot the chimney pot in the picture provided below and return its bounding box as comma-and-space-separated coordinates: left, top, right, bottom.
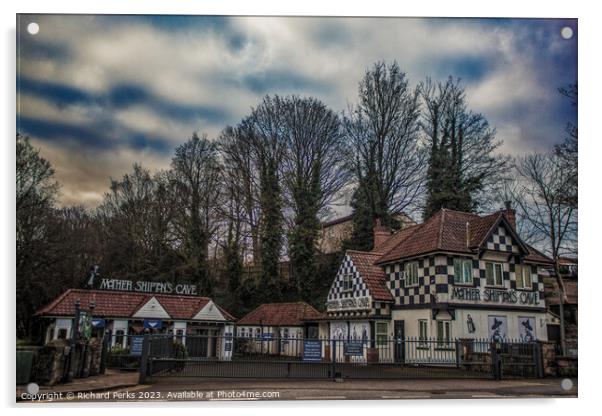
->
503, 201, 516, 230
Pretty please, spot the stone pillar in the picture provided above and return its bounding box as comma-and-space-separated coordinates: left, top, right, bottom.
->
539, 340, 558, 377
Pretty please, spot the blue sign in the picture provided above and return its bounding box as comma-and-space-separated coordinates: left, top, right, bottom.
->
261, 333, 273, 340
143, 319, 162, 330
91, 318, 105, 328
130, 336, 144, 356
344, 341, 364, 356
303, 340, 322, 362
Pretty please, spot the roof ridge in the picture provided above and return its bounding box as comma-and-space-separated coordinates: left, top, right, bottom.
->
375, 222, 425, 262
75, 288, 211, 300
437, 209, 445, 249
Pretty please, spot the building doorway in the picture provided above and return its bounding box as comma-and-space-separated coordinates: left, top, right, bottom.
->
393, 320, 405, 363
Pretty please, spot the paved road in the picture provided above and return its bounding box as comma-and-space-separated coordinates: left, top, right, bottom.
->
23, 377, 577, 402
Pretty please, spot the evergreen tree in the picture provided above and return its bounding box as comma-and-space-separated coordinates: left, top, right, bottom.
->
258, 157, 283, 302
421, 77, 507, 219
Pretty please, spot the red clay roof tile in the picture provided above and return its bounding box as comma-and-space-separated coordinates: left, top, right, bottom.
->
35, 289, 236, 321
346, 251, 394, 301
237, 302, 324, 326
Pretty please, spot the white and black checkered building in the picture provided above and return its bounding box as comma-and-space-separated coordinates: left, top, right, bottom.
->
323, 208, 554, 343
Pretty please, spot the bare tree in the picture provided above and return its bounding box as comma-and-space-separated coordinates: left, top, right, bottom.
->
555, 83, 578, 209
96, 164, 178, 279
514, 152, 577, 355
279, 95, 349, 299
169, 133, 223, 295
343, 61, 425, 250
218, 125, 262, 264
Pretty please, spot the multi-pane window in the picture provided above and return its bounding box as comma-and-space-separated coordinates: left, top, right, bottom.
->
454, 258, 473, 284
376, 322, 388, 346
515, 264, 533, 289
485, 262, 504, 286
404, 261, 419, 286
115, 329, 125, 347
418, 320, 428, 346
342, 274, 353, 291
436, 321, 451, 347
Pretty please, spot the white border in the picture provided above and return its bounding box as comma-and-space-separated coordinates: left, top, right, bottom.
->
3, 0, 599, 414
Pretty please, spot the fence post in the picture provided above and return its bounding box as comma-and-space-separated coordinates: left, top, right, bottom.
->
490, 342, 501, 380
99, 330, 111, 374
331, 339, 336, 381
534, 342, 544, 378
139, 333, 150, 384
455, 339, 461, 368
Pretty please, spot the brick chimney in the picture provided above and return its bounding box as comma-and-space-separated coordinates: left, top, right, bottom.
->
373, 218, 392, 250
504, 201, 516, 230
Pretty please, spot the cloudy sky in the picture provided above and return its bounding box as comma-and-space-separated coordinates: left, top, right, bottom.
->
17, 15, 577, 209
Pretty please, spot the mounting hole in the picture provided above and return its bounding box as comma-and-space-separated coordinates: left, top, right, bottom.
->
561, 378, 573, 391
560, 26, 573, 40
27, 22, 39, 35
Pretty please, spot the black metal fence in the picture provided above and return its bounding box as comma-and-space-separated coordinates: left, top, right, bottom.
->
138, 334, 543, 382
105, 334, 142, 370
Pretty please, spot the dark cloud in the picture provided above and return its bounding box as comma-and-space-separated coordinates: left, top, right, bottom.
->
16, 15, 578, 207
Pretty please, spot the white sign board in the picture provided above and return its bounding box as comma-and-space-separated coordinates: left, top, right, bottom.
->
326, 296, 371, 312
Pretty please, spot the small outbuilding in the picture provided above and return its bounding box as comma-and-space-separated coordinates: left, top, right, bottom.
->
236, 302, 324, 356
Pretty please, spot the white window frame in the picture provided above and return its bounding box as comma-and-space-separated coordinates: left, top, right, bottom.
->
454, 258, 473, 285
436, 320, 452, 348
418, 319, 429, 347
376, 322, 388, 346
515, 264, 533, 289
404, 261, 419, 287
53, 318, 73, 340
485, 262, 504, 287
342, 273, 353, 292
111, 319, 128, 348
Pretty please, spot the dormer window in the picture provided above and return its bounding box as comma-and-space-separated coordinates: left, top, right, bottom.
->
342, 273, 353, 291
404, 261, 419, 286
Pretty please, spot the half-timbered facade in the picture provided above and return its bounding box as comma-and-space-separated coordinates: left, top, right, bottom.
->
324, 206, 553, 347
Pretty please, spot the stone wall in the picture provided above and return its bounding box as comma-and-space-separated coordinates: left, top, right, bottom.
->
29, 337, 106, 386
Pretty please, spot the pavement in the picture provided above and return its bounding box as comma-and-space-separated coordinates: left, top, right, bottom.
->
17, 374, 578, 402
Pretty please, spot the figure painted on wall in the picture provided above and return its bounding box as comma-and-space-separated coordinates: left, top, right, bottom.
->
490, 317, 505, 342
466, 314, 476, 333
519, 317, 535, 342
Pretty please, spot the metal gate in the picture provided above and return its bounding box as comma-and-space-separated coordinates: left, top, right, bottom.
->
138, 335, 543, 382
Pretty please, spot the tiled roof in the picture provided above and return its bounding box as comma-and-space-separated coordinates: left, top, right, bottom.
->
35, 289, 235, 321
524, 245, 555, 265
347, 250, 394, 301
375, 208, 544, 264
371, 223, 421, 255
237, 302, 324, 326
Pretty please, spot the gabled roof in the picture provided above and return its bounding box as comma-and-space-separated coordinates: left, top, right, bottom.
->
237, 302, 324, 326
524, 245, 555, 265
347, 250, 394, 301
376, 208, 550, 265
35, 289, 236, 321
